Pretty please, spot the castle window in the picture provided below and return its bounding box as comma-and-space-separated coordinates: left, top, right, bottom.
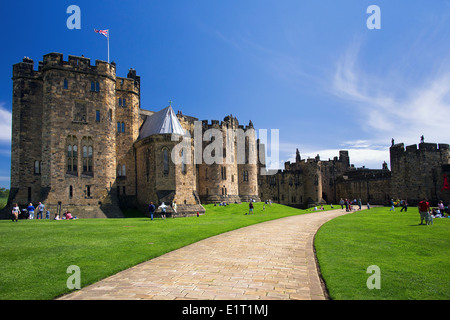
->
85, 185, 91, 198
108, 109, 112, 121
66, 136, 78, 175
121, 122, 125, 133
122, 165, 126, 177
82, 137, 93, 175
117, 122, 121, 132
28, 187, 32, 202
118, 165, 122, 176
163, 148, 169, 174
91, 81, 95, 92
123, 98, 126, 107
96, 110, 100, 122
63, 79, 68, 90
34, 160, 40, 174
221, 166, 226, 180
181, 149, 186, 174
69, 185, 73, 199
95, 81, 100, 92
243, 170, 249, 181
123, 186, 126, 195
118, 98, 122, 106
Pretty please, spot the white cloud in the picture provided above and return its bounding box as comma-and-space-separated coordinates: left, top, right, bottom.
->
331, 40, 450, 147
0, 103, 12, 143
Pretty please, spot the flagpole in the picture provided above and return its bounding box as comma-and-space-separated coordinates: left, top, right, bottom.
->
107, 29, 110, 63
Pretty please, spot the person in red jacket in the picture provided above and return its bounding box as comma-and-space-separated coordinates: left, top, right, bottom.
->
418, 199, 430, 225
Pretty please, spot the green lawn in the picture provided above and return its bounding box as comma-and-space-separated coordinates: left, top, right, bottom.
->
315, 206, 450, 300
0, 202, 321, 300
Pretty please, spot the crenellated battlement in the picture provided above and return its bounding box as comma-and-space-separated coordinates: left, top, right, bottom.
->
13, 53, 118, 80
391, 142, 450, 155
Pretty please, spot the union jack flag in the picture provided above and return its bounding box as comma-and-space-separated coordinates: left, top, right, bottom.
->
94, 29, 108, 37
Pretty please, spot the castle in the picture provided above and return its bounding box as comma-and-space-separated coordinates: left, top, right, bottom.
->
3, 53, 450, 219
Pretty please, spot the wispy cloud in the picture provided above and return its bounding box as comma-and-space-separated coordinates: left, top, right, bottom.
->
0, 103, 12, 143
331, 39, 450, 146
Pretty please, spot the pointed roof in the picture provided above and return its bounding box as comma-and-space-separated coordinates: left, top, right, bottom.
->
139, 105, 186, 140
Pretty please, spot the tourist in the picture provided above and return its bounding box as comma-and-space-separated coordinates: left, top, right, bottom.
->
345, 199, 349, 212
161, 206, 166, 219
45, 210, 50, 219
53, 213, 60, 220
11, 203, 19, 222
148, 202, 155, 220
418, 198, 430, 225
438, 200, 445, 215
358, 199, 362, 210
27, 203, 35, 219
400, 200, 408, 212
247, 201, 254, 215
172, 200, 177, 218
339, 198, 344, 209
367, 202, 371, 210
389, 199, 395, 211
36, 202, 45, 219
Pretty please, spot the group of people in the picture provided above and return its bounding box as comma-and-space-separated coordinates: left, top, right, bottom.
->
418, 199, 448, 225
148, 201, 177, 220
10, 202, 77, 221
339, 198, 367, 212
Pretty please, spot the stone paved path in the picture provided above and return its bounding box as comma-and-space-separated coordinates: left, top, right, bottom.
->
58, 208, 351, 300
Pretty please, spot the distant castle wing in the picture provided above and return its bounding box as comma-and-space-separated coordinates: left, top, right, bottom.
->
138, 105, 186, 139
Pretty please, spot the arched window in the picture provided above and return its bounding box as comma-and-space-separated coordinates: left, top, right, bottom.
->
163, 148, 169, 174
82, 137, 93, 175
63, 79, 68, 89
66, 136, 78, 175
122, 164, 126, 177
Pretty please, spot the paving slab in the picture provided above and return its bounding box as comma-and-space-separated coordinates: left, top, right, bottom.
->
58, 208, 351, 300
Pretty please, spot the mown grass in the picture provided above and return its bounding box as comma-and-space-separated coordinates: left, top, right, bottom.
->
315, 206, 450, 300
0, 202, 326, 300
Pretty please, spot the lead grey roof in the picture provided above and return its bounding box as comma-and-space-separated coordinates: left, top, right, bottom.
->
138, 105, 186, 139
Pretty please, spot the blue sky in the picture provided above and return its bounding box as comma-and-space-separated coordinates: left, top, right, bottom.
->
1, 1, 450, 189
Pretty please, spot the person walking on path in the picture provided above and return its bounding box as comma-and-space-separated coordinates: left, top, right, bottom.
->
148, 202, 155, 221
27, 203, 35, 220
339, 198, 344, 209
358, 199, 362, 210
389, 199, 395, 211
418, 198, 430, 225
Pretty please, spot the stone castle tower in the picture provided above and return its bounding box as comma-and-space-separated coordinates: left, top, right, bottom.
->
390, 142, 450, 204
5, 53, 260, 218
